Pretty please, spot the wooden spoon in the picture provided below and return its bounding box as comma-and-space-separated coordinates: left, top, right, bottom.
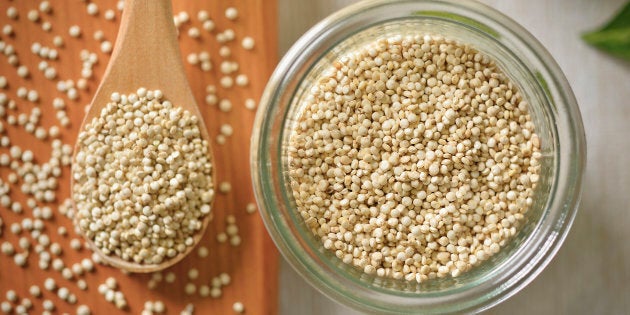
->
71, 0, 214, 273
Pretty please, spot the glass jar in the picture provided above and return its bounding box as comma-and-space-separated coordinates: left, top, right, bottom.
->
251, 0, 586, 313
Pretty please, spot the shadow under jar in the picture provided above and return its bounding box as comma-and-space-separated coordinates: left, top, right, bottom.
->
251, 0, 586, 313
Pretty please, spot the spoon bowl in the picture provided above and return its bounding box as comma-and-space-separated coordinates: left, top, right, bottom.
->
71, 0, 214, 273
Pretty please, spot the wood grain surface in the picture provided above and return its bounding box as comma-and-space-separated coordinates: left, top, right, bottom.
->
277, 0, 630, 314
0, 0, 278, 314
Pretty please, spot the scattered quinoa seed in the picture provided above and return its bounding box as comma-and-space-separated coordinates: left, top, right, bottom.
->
165, 272, 176, 283
197, 246, 209, 258
241, 37, 255, 50
184, 283, 196, 295
225, 7, 238, 20
69, 25, 81, 37
232, 302, 244, 313
188, 268, 199, 280
246, 202, 257, 214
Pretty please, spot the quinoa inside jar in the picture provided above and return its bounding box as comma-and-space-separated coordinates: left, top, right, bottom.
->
286, 32, 541, 283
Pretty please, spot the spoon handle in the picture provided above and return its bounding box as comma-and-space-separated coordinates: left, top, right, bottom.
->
95, 0, 193, 102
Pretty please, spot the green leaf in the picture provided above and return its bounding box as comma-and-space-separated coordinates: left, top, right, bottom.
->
596, 1, 630, 30
582, 1, 630, 61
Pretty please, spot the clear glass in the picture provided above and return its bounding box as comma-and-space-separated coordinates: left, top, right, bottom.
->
251, 0, 586, 313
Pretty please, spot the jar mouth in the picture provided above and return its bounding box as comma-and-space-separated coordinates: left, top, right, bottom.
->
251, 0, 585, 313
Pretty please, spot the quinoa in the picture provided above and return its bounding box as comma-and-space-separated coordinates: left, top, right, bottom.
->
287, 34, 541, 282
72, 89, 214, 265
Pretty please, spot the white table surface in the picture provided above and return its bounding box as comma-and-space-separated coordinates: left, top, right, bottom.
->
276, 0, 630, 313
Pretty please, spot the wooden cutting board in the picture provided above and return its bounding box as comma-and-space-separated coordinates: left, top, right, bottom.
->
0, 0, 278, 314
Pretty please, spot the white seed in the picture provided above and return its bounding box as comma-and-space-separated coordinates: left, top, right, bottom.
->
177, 11, 190, 23
57, 226, 67, 236
39, 1, 52, 13
0, 301, 11, 313
57, 287, 69, 300
246, 202, 257, 214
225, 7, 238, 20
199, 285, 210, 297
216, 232, 227, 243
198, 51, 210, 62
187, 268, 199, 280
151, 273, 163, 282
219, 272, 231, 285
201, 61, 212, 72
105, 277, 117, 290
44, 67, 57, 79
153, 301, 165, 313
29, 285, 41, 297
77, 305, 91, 315
220, 76, 233, 88
216, 135, 226, 145
205, 94, 217, 105
223, 29, 235, 41
93, 30, 105, 41
87, 3, 99, 15
230, 235, 241, 247
187, 27, 200, 39
69, 25, 81, 37
18, 237, 30, 249
187, 53, 199, 65
202, 20, 215, 32
165, 272, 176, 283
70, 238, 82, 250
100, 41, 113, 54
72, 263, 84, 275
220, 124, 233, 136
6, 7, 18, 20
6, 290, 17, 302
27, 90, 39, 102
197, 246, 209, 258
232, 302, 244, 313
105, 9, 116, 20
244, 98, 256, 110
219, 99, 232, 112
42, 21, 52, 32
81, 258, 94, 271
219, 181, 231, 194
52, 258, 64, 271
17, 66, 29, 78
235, 74, 248, 87
197, 10, 209, 22
184, 283, 196, 295
219, 46, 231, 58
2, 242, 15, 256
2, 25, 13, 36
53, 36, 64, 47
13, 253, 28, 267
27, 9, 39, 21
42, 299, 54, 311
21, 298, 32, 309
62, 268, 73, 279
241, 37, 255, 50
210, 287, 222, 298
44, 278, 56, 291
